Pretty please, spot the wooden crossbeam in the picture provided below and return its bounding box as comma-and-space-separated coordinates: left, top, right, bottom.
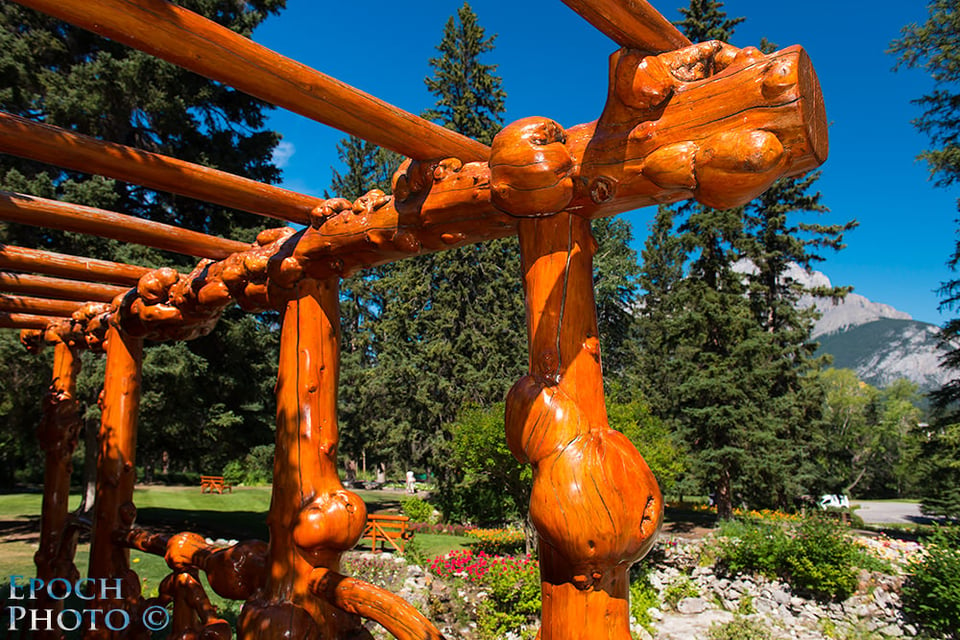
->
0, 246, 150, 286
561, 0, 691, 52
0, 312, 61, 329
0, 192, 250, 260
12, 0, 490, 163
0, 294, 84, 317
0, 272, 126, 303
0, 113, 319, 226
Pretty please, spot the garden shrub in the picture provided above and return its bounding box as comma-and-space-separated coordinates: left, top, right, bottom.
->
707, 616, 773, 640
222, 444, 274, 485
428, 551, 540, 639
628, 565, 659, 635
466, 527, 525, 555
400, 496, 437, 523
712, 515, 865, 600
902, 526, 960, 639
663, 576, 700, 609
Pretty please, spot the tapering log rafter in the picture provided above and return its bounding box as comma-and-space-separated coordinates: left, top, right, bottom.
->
0, 294, 85, 317
0, 272, 127, 303
0, 112, 320, 226
0, 311, 61, 329
560, 0, 691, 52
0, 191, 251, 260
0, 246, 152, 286
10, 0, 489, 163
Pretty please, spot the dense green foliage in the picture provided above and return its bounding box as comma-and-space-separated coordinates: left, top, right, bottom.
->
634, 0, 857, 517
901, 527, 960, 639
0, 1, 286, 485
711, 516, 874, 601
891, 0, 960, 519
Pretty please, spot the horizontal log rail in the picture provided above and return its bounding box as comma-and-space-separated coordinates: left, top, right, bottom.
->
0, 272, 127, 303
561, 0, 691, 52
0, 245, 151, 286
11, 0, 489, 163
0, 191, 251, 260
0, 294, 85, 317
0, 312, 62, 329
0, 112, 319, 225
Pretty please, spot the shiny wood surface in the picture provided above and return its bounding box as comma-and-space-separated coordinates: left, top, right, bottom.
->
86, 325, 143, 638
0, 294, 85, 317
0, 246, 150, 286
0, 191, 250, 259
506, 212, 662, 639
0, 272, 126, 303
0, 312, 60, 329
0, 112, 319, 225
561, 0, 691, 51
240, 278, 368, 639
11, 0, 489, 163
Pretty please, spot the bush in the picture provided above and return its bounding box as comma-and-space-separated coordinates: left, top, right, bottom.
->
465, 527, 525, 555
712, 515, 866, 600
663, 576, 700, 609
708, 616, 773, 640
902, 527, 960, 639
428, 551, 539, 639
400, 496, 437, 523
222, 444, 274, 486
629, 565, 659, 635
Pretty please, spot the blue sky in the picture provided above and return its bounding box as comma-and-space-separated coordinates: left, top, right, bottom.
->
253, 0, 957, 326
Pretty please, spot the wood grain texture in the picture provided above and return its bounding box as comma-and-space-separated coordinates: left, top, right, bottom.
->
506, 212, 662, 639
34, 341, 83, 635
239, 278, 369, 640
86, 325, 143, 639
0, 294, 83, 317
0, 112, 319, 225
561, 0, 691, 52
0, 272, 127, 303
0, 246, 150, 286
11, 0, 489, 163
0, 312, 60, 329
0, 191, 250, 259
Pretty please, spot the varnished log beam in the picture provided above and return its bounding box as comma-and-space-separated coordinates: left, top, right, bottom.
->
561, 0, 691, 52
0, 272, 127, 303
0, 312, 60, 329
12, 0, 489, 163
0, 191, 250, 260
0, 113, 320, 225
0, 294, 84, 317
0, 246, 151, 286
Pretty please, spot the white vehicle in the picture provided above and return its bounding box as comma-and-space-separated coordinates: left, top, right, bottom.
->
818, 494, 850, 509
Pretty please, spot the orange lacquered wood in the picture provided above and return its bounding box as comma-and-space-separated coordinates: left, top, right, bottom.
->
0, 112, 319, 225
561, 0, 691, 52
506, 212, 663, 640
11, 0, 489, 163
0, 312, 60, 329
0, 191, 250, 259
240, 278, 367, 639
0, 272, 126, 303
87, 325, 143, 636
0, 294, 84, 316
0, 246, 150, 286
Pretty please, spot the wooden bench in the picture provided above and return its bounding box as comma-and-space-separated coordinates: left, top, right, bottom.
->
362, 514, 412, 553
200, 475, 232, 494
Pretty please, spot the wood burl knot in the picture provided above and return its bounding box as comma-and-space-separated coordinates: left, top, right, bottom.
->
492, 40, 826, 640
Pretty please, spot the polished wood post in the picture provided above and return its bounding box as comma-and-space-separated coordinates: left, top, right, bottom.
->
506, 212, 663, 640
240, 278, 368, 639
34, 340, 82, 639
87, 324, 144, 638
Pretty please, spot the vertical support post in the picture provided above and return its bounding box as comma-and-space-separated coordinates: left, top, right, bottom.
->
34, 340, 82, 638
505, 212, 663, 640
240, 278, 368, 639
87, 324, 143, 637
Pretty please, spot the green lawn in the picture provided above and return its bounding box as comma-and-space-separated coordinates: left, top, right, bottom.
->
0, 485, 469, 607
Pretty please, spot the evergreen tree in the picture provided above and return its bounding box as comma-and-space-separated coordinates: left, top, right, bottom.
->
890, 0, 960, 517
0, 1, 286, 484
674, 0, 743, 43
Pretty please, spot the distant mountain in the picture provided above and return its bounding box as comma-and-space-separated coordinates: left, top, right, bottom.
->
814, 318, 951, 392
787, 265, 952, 392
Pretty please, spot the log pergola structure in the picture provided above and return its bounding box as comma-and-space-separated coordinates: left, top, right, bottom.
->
0, 0, 828, 638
